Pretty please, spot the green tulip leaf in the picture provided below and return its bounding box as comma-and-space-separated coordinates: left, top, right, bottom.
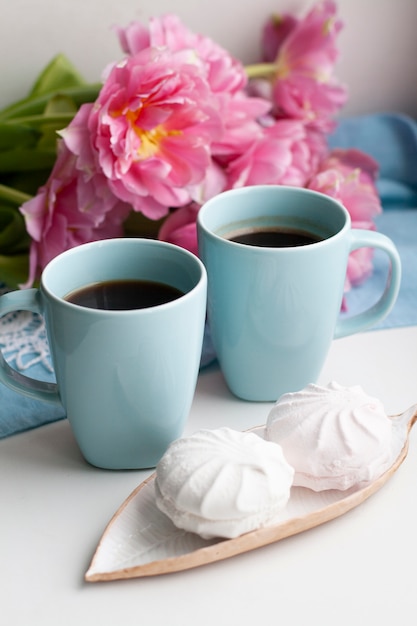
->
0, 84, 101, 121
1, 171, 50, 197
29, 54, 87, 98
8, 112, 75, 131
0, 148, 57, 172
44, 93, 79, 115
0, 205, 30, 253
0, 183, 31, 207
36, 125, 62, 149
0, 252, 29, 289
0, 122, 40, 151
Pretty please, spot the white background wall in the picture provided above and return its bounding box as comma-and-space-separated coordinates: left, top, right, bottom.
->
1, 0, 416, 117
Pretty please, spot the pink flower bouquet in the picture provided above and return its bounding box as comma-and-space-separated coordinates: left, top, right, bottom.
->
0, 1, 381, 298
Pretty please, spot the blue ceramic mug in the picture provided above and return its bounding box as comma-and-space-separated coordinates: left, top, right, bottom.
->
197, 186, 401, 401
0, 239, 207, 469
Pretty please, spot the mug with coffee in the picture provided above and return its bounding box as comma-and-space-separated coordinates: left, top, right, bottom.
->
197, 185, 401, 402
0, 238, 207, 469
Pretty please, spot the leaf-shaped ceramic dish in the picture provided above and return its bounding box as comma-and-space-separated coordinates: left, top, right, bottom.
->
85, 405, 417, 582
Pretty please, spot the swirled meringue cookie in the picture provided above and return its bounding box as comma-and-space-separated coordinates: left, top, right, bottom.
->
266, 382, 393, 492
154, 427, 294, 539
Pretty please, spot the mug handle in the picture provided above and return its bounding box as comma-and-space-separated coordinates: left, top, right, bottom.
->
334, 229, 401, 339
0, 289, 61, 404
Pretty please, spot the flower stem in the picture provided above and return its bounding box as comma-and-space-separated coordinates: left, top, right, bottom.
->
0, 84, 101, 121
0, 183, 32, 206
245, 63, 278, 79
5, 113, 76, 128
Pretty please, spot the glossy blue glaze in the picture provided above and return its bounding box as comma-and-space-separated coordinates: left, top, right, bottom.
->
0, 239, 207, 469
197, 186, 401, 401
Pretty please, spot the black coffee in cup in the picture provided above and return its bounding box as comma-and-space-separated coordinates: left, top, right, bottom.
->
65, 279, 184, 310
227, 227, 323, 247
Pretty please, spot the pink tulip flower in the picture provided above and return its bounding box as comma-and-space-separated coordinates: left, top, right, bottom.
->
158, 202, 200, 256
314, 148, 382, 222
226, 119, 327, 189
261, 13, 299, 63
259, 0, 347, 131
307, 148, 382, 290
116, 14, 274, 166
210, 91, 272, 162
158, 161, 228, 255
20, 141, 130, 287
116, 13, 247, 95
62, 47, 223, 220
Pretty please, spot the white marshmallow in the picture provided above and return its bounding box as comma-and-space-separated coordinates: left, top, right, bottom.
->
266, 381, 394, 491
155, 427, 294, 539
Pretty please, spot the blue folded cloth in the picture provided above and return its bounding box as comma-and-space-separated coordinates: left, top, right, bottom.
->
1, 112, 417, 439
328, 112, 417, 207
329, 112, 417, 328
0, 366, 65, 438
341, 209, 417, 329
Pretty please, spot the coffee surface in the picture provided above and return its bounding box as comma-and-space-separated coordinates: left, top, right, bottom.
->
65, 279, 184, 310
227, 227, 323, 247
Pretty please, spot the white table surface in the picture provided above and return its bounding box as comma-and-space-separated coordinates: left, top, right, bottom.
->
2, 325, 417, 626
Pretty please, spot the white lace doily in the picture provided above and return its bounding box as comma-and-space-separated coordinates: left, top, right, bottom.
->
0, 288, 52, 372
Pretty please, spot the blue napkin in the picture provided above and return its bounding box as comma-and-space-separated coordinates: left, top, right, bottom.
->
341, 209, 417, 329
328, 112, 417, 207
1, 112, 417, 439
0, 363, 65, 438
329, 112, 417, 328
